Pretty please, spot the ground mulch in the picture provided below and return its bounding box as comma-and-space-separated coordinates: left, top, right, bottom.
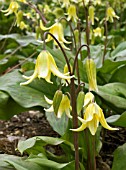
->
0, 111, 125, 169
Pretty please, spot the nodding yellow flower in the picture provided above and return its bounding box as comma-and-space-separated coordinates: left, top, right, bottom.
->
84, 92, 94, 107
40, 21, 71, 50
44, 94, 72, 118
85, 58, 98, 92
59, 0, 70, 8
89, 6, 95, 25
94, 0, 101, 5
71, 100, 118, 135
19, 21, 28, 30
106, 7, 119, 23
93, 27, 102, 37
84, 0, 89, 6
67, 4, 78, 23
20, 50, 74, 85
2, 1, 19, 16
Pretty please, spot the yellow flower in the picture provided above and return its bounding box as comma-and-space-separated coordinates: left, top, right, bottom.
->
67, 4, 78, 23
71, 102, 118, 135
2, 1, 19, 16
85, 58, 98, 92
89, 6, 95, 25
20, 50, 74, 85
59, 0, 70, 8
84, 92, 94, 107
94, 0, 101, 5
93, 27, 102, 37
106, 7, 119, 23
19, 21, 28, 30
44, 94, 72, 118
40, 21, 71, 50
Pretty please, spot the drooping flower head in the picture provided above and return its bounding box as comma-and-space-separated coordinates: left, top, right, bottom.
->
106, 7, 119, 23
59, 0, 70, 8
40, 21, 71, 50
67, 4, 78, 23
2, 1, 19, 16
44, 93, 72, 119
71, 92, 118, 135
20, 50, 74, 85
93, 27, 102, 37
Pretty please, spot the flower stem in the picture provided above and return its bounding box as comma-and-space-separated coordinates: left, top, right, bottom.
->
70, 78, 79, 170
85, 129, 96, 170
43, 32, 72, 75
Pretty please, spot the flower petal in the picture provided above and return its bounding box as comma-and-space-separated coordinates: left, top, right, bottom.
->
44, 105, 54, 112
88, 115, 99, 135
37, 51, 49, 78
44, 96, 53, 105
70, 123, 87, 132
99, 109, 119, 130
48, 52, 74, 79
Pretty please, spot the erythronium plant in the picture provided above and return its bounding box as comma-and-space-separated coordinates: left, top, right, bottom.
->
1, 0, 120, 170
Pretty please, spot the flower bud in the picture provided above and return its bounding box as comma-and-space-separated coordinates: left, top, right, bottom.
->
86, 58, 98, 92
77, 91, 85, 115
89, 6, 95, 25
53, 90, 63, 115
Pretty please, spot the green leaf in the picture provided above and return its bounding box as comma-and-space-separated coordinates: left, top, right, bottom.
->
46, 112, 68, 136
106, 111, 126, 127
0, 91, 9, 107
110, 65, 126, 83
0, 34, 40, 47
111, 41, 126, 60
97, 83, 126, 109
112, 143, 126, 170
27, 157, 72, 169
18, 136, 64, 154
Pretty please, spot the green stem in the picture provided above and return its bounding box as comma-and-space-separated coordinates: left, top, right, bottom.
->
102, 19, 108, 65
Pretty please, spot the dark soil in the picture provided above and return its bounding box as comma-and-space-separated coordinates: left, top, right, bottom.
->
0, 111, 125, 170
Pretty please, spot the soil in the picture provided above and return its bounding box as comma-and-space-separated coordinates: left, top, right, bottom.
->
0, 111, 126, 170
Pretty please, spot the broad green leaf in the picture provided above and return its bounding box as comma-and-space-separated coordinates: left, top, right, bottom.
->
97, 83, 126, 109
0, 34, 40, 47
6, 159, 44, 170
0, 98, 28, 120
18, 136, 64, 154
110, 65, 126, 83
106, 111, 126, 127
46, 112, 68, 136
112, 143, 126, 170
0, 91, 9, 107
111, 41, 126, 59
27, 157, 72, 169
0, 70, 57, 108
97, 59, 126, 74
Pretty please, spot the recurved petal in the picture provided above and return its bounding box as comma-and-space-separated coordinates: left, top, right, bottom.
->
49, 52, 74, 79
100, 109, 119, 130
44, 105, 54, 112
88, 115, 99, 135
45, 71, 53, 84
37, 51, 49, 78
65, 109, 72, 119
44, 96, 53, 105
70, 123, 87, 132
20, 69, 38, 86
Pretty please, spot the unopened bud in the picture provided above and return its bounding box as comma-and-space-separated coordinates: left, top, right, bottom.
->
53, 90, 63, 115
77, 91, 85, 115
86, 58, 98, 92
